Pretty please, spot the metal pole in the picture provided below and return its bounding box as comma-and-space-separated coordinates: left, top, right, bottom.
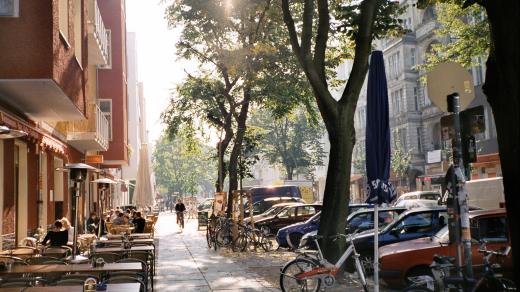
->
447, 93, 473, 279
72, 182, 80, 260
374, 205, 380, 292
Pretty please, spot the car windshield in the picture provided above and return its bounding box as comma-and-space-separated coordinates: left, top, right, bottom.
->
420, 193, 440, 200
432, 225, 449, 243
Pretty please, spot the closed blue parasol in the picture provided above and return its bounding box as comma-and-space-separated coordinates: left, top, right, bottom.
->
365, 50, 395, 205
365, 50, 396, 292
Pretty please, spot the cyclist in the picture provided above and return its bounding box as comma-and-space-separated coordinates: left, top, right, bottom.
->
175, 199, 186, 229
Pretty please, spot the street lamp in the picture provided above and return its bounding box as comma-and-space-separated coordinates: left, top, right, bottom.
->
65, 163, 96, 263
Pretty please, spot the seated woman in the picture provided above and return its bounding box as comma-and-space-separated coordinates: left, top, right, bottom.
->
41, 220, 68, 247
61, 217, 75, 243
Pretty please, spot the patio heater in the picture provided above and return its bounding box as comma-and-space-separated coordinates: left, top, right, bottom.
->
0, 125, 27, 140
91, 178, 117, 237
66, 163, 96, 263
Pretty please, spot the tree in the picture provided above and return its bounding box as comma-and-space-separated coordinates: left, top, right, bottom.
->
418, 0, 520, 275
281, 0, 404, 260
252, 108, 326, 180
152, 132, 217, 197
164, 0, 314, 216
390, 130, 413, 187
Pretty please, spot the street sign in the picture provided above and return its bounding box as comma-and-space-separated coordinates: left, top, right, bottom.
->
427, 62, 475, 113
86, 155, 104, 164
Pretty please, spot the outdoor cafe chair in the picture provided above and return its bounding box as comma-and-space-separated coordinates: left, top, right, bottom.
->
92, 252, 121, 263
60, 274, 99, 282
0, 276, 49, 288
105, 275, 146, 292
0, 255, 27, 266
116, 258, 149, 289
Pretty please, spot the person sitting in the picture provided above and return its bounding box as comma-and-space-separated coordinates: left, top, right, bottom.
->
112, 212, 125, 225
122, 214, 131, 225
133, 212, 146, 233
41, 220, 68, 247
86, 212, 100, 234
61, 217, 74, 243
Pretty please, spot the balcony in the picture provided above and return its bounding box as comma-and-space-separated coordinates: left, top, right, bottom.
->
87, 0, 109, 65
416, 20, 437, 41
67, 104, 109, 151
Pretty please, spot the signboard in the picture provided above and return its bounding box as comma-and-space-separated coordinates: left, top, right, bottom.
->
213, 192, 227, 216
427, 150, 442, 164
86, 155, 104, 164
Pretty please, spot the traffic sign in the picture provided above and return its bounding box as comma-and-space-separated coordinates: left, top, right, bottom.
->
427, 62, 475, 113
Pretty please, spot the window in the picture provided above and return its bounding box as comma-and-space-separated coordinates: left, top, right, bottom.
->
471, 216, 508, 242
59, 0, 69, 40
0, 0, 19, 17
378, 211, 400, 228
278, 207, 296, 219
417, 127, 422, 152
99, 30, 112, 69
297, 206, 316, 217
413, 87, 419, 110
393, 212, 433, 234
410, 48, 416, 67
391, 89, 403, 114
399, 128, 407, 150
73, 0, 82, 65
99, 99, 113, 140
388, 51, 401, 79
348, 213, 372, 231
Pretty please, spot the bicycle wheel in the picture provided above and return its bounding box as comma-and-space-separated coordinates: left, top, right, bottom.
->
280, 258, 321, 292
233, 232, 248, 252
260, 234, 273, 252
475, 277, 517, 292
206, 226, 214, 249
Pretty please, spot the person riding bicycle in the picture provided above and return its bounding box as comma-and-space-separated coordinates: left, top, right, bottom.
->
175, 199, 186, 228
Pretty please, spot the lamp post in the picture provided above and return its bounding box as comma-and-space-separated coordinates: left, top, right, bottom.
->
65, 163, 96, 263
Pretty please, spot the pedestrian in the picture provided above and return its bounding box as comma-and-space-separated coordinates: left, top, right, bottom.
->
41, 220, 68, 247
112, 212, 125, 225
175, 199, 186, 228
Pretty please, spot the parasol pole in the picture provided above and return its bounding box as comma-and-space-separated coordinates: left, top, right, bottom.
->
374, 202, 379, 292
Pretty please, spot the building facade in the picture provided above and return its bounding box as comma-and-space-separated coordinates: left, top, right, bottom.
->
0, 0, 128, 250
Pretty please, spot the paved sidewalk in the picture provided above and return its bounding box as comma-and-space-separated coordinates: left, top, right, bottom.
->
154, 212, 279, 291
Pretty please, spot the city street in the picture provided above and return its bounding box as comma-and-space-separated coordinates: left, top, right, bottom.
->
154, 212, 387, 291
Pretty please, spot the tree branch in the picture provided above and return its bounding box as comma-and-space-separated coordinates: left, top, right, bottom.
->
314, 0, 329, 84
301, 0, 315, 57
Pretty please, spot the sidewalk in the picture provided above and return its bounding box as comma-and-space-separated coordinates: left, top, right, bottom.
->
153, 212, 391, 291
154, 212, 279, 291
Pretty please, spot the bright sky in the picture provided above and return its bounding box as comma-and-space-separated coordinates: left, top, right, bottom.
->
126, 0, 196, 146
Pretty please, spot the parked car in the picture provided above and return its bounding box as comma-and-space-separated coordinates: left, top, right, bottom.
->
247, 185, 302, 204
393, 191, 441, 209
276, 207, 407, 248
198, 198, 214, 211
322, 206, 449, 272
255, 204, 322, 235
379, 209, 512, 288
243, 202, 302, 225
245, 196, 306, 216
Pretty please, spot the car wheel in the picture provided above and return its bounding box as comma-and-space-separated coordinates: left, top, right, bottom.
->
260, 225, 271, 236
288, 233, 303, 249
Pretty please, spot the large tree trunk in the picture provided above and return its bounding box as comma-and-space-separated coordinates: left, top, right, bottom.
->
216, 128, 233, 192
318, 105, 356, 261
481, 0, 520, 277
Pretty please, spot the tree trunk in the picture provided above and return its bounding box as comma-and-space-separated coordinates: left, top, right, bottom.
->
318, 105, 356, 262
216, 128, 233, 193
481, 0, 520, 277
286, 166, 293, 180
226, 94, 251, 217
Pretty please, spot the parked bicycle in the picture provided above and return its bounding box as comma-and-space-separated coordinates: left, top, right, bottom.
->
403, 241, 516, 292
279, 233, 368, 292
234, 222, 273, 252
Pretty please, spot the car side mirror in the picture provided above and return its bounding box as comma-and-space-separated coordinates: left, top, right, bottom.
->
390, 228, 401, 237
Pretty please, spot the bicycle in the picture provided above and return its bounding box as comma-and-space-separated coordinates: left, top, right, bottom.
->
279, 233, 368, 292
403, 241, 516, 292
176, 211, 185, 229
234, 222, 273, 252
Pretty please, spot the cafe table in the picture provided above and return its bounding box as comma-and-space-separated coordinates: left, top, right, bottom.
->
0, 283, 140, 292
0, 262, 142, 275
94, 245, 155, 285
106, 233, 152, 239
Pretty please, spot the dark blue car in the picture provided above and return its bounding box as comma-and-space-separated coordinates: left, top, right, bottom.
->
276, 204, 404, 248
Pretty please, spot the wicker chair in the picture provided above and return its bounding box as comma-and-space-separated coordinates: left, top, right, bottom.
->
25, 256, 65, 265
92, 252, 121, 263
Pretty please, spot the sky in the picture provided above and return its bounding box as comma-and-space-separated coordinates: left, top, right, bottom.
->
126, 0, 196, 146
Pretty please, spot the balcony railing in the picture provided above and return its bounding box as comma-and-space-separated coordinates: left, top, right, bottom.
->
67, 104, 109, 151
87, 0, 109, 64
